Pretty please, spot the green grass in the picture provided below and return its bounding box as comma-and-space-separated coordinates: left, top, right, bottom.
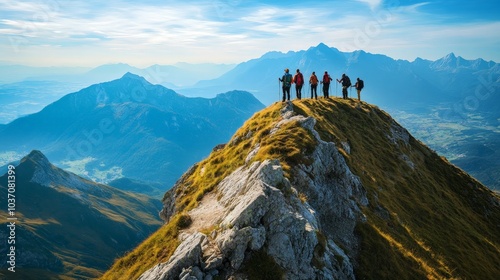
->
294, 98, 500, 280
100, 213, 193, 280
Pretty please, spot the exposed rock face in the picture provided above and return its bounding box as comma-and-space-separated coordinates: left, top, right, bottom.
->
139, 233, 206, 280
141, 102, 368, 279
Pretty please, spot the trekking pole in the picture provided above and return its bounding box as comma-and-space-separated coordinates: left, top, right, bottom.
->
278, 80, 280, 102
335, 82, 338, 98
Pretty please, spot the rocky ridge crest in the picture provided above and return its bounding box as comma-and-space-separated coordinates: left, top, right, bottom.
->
140, 102, 369, 280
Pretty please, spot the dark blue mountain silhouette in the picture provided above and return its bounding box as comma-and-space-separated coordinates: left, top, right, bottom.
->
0, 73, 264, 188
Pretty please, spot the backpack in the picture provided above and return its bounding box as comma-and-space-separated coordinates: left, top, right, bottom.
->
283, 73, 292, 87
323, 74, 331, 83
310, 74, 318, 85
343, 76, 351, 87
295, 73, 304, 85
358, 79, 364, 90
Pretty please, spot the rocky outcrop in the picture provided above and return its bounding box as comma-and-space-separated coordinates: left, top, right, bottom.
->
140, 102, 369, 280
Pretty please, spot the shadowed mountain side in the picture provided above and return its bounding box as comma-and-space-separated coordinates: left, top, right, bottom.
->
0, 150, 163, 279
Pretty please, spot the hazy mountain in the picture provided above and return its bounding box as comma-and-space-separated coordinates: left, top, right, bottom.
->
0, 65, 90, 84
0, 80, 90, 124
0, 150, 162, 279
0, 62, 235, 86
0, 73, 265, 188
102, 99, 500, 280
80, 63, 144, 84
0, 62, 236, 124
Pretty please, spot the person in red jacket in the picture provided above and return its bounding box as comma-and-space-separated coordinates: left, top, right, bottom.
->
321, 71, 333, 98
309, 71, 319, 99
293, 69, 304, 100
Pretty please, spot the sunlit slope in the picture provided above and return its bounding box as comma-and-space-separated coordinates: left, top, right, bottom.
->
103, 98, 499, 280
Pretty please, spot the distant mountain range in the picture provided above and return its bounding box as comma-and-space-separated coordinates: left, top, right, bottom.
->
0, 150, 162, 279
0, 73, 265, 190
185, 43, 500, 109
179, 43, 500, 189
0, 62, 235, 87
0, 62, 235, 124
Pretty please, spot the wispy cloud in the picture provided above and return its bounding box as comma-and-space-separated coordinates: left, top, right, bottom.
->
0, 0, 498, 66
355, 0, 383, 10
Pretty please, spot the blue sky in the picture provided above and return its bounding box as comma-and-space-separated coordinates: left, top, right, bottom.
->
1, 0, 499, 67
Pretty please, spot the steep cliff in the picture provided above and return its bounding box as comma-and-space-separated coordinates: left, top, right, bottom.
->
102, 99, 500, 280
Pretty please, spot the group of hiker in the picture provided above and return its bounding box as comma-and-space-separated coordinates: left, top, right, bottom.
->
278, 68, 364, 103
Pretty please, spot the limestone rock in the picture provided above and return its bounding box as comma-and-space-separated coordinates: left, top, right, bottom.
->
144, 103, 369, 279
138, 233, 206, 280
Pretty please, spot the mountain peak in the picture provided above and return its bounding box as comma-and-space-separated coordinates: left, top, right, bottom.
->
107, 99, 500, 280
214, 90, 257, 101
24, 149, 50, 165
17, 150, 97, 191
307, 42, 332, 53
120, 72, 149, 82
315, 42, 329, 49
18, 149, 52, 176
444, 52, 457, 60
431, 52, 461, 69
304, 42, 345, 63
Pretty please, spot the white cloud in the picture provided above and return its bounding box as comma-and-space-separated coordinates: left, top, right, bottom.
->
355, 0, 382, 10
0, 0, 498, 66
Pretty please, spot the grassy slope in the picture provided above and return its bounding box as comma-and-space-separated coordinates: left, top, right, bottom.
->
294, 99, 500, 279
0, 162, 162, 279
102, 99, 500, 280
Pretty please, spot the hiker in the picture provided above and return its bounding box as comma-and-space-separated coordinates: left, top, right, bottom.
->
309, 71, 318, 99
336, 73, 351, 99
321, 71, 332, 98
279, 68, 292, 102
353, 77, 364, 101
293, 69, 304, 100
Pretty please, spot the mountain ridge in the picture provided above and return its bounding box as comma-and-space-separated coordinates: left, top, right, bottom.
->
102, 99, 500, 280
0, 150, 163, 279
